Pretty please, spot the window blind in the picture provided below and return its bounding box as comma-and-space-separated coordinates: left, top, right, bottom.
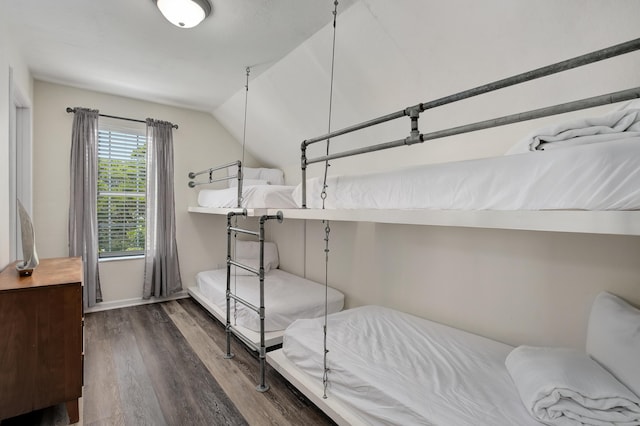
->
97, 128, 146, 257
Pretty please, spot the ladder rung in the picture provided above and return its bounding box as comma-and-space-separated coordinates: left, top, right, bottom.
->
229, 227, 259, 237
229, 260, 259, 275
229, 293, 260, 314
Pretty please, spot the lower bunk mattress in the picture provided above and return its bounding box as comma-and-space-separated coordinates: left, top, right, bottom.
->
281, 305, 541, 426
195, 268, 344, 332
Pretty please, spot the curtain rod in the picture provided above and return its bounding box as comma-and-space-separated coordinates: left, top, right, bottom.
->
65, 107, 179, 129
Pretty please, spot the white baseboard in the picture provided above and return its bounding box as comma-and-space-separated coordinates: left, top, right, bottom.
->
85, 290, 190, 313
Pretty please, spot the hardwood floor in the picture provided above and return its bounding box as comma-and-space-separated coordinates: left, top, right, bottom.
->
1, 298, 334, 426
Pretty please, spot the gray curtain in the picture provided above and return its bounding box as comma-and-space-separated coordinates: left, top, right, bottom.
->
143, 119, 182, 298
69, 107, 101, 308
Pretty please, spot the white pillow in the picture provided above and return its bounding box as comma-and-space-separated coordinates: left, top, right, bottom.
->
227, 166, 259, 187
228, 166, 284, 187
240, 179, 269, 187
258, 168, 284, 186
586, 292, 640, 397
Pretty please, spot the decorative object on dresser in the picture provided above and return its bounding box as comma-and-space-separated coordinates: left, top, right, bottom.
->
0, 257, 83, 424
15, 199, 39, 276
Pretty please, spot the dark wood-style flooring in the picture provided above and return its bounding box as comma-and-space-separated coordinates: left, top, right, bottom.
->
1, 298, 334, 426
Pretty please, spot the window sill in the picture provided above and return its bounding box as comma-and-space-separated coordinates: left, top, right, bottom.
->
99, 255, 145, 263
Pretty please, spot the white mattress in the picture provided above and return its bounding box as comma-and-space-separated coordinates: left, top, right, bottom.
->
295, 137, 640, 210
198, 184, 297, 208
283, 305, 541, 426
195, 268, 344, 332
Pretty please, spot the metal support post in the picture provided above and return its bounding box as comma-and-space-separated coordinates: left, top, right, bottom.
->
224, 212, 235, 360
236, 162, 243, 208
301, 142, 308, 208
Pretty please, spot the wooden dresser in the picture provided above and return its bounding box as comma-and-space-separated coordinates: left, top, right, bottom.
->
0, 257, 83, 424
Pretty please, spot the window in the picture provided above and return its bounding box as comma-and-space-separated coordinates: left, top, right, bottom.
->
97, 125, 146, 258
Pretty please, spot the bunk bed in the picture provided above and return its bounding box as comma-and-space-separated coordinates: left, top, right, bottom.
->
188, 239, 344, 348
187, 164, 326, 351
267, 293, 640, 425
185, 36, 640, 410
296, 119, 640, 211
186, 68, 341, 391
187, 210, 344, 391
188, 161, 297, 214
234, 40, 639, 235
283, 108, 640, 234
188, 148, 640, 234
187, 163, 329, 350
260, 36, 640, 424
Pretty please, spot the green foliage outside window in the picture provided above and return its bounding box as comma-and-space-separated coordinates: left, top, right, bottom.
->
97, 130, 147, 257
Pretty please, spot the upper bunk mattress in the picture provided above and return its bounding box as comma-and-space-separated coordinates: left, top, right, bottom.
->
196, 268, 344, 332
283, 305, 541, 426
295, 137, 640, 210
198, 184, 297, 208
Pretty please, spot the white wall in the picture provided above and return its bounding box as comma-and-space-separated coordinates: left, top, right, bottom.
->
32, 81, 258, 303
0, 2, 33, 270
0, 4, 10, 270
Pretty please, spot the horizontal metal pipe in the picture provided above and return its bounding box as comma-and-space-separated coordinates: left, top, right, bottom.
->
303, 110, 406, 147
420, 37, 640, 111
228, 293, 260, 314
421, 87, 640, 142
307, 138, 408, 164
188, 175, 238, 187
188, 160, 241, 178
301, 37, 640, 150
306, 87, 640, 165
229, 260, 259, 276
228, 227, 259, 237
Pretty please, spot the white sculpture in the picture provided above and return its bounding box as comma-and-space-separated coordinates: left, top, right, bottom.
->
16, 199, 39, 276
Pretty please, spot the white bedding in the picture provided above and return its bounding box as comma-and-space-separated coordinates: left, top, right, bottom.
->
196, 268, 344, 332
197, 184, 297, 208
508, 108, 640, 154
296, 137, 640, 210
506, 346, 640, 426
283, 305, 542, 426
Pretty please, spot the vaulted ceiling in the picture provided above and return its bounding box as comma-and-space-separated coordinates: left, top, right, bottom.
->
5, 0, 355, 112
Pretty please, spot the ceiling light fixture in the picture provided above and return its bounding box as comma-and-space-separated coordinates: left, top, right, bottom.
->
155, 0, 212, 28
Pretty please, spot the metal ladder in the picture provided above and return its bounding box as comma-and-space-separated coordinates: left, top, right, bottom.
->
224, 209, 284, 392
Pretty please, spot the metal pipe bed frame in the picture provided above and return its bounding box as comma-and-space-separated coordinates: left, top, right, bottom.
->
224, 209, 284, 392
270, 38, 640, 423
300, 37, 640, 208
188, 160, 244, 208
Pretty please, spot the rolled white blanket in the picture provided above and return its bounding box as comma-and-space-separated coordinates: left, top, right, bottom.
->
507, 108, 640, 154
505, 345, 640, 426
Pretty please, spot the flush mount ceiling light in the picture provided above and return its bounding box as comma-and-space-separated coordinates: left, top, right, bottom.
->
155, 0, 212, 28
